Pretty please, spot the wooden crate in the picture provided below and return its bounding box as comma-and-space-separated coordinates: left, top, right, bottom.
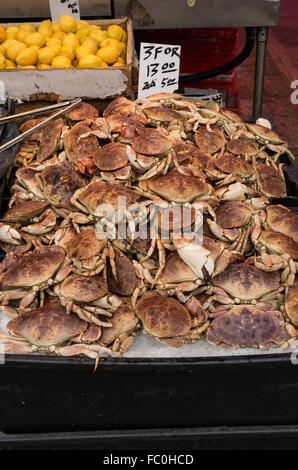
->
0, 17, 134, 101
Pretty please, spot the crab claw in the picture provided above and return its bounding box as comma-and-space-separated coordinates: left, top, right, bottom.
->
22, 209, 56, 235
172, 234, 214, 280
77, 155, 97, 175
0, 223, 23, 245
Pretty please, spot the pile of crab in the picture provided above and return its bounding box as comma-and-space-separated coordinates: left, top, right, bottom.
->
0, 92, 297, 365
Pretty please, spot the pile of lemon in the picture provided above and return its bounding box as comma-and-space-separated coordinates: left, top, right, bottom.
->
0, 15, 127, 69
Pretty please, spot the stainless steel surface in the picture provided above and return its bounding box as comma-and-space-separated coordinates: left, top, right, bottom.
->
0, 101, 73, 125
253, 26, 269, 120
114, 0, 280, 28
0, 0, 111, 19
0, 98, 82, 154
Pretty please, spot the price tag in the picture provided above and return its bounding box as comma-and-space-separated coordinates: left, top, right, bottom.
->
138, 43, 181, 99
49, 0, 80, 23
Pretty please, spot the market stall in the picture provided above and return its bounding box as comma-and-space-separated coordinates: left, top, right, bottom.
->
0, 0, 297, 452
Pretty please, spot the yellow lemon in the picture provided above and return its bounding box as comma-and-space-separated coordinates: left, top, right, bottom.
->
112, 62, 124, 67
75, 45, 91, 61
18, 65, 36, 69
7, 41, 26, 61
6, 59, 16, 69
38, 47, 56, 64
16, 47, 38, 66
19, 24, 36, 33
100, 61, 108, 67
114, 56, 125, 64
100, 38, 124, 54
53, 31, 65, 41
25, 32, 45, 48
16, 29, 30, 43
30, 45, 40, 51
52, 55, 71, 68
76, 20, 89, 31
89, 30, 107, 46
59, 46, 75, 61
76, 28, 89, 44
97, 46, 119, 65
121, 30, 127, 43
1, 39, 17, 56
0, 26, 6, 44
59, 14, 77, 33
88, 24, 101, 32
0, 44, 5, 56
63, 33, 79, 50
78, 54, 102, 67
46, 37, 62, 55
0, 54, 6, 68
52, 22, 62, 33
72, 59, 78, 67
81, 38, 97, 54
38, 63, 52, 69
38, 20, 53, 39
107, 25, 124, 41
6, 26, 19, 40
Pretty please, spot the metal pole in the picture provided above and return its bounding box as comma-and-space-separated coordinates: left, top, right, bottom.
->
252, 26, 269, 120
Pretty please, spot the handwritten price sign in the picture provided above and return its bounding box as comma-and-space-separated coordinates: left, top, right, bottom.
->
49, 0, 80, 23
138, 43, 181, 99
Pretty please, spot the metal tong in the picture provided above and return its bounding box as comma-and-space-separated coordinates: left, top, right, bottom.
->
0, 98, 82, 153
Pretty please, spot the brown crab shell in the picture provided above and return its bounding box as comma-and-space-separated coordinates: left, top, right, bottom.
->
132, 129, 171, 156
107, 114, 145, 140
40, 161, 86, 210
0, 245, 65, 288
141, 172, 211, 203
64, 122, 99, 169
143, 93, 183, 102
256, 163, 286, 198
136, 292, 192, 339
157, 205, 197, 233
215, 154, 254, 178
36, 118, 64, 163
220, 109, 244, 123
94, 142, 128, 171
143, 106, 184, 124
19, 116, 47, 142
258, 231, 298, 260
7, 297, 87, 346
211, 263, 280, 301
14, 167, 44, 199
171, 141, 213, 168
67, 230, 105, 260
1, 201, 49, 224
195, 128, 225, 154
225, 138, 259, 156
72, 180, 140, 215
60, 273, 108, 303
107, 248, 136, 296
67, 102, 99, 122
206, 305, 286, 349
265, 205, 298, 242
100, 297, 139, 347
246, 124, 285, 144
215, 201, 252, 229
285, 278, 298, 326
103, 97, 135, 118
160, 251, 198, 284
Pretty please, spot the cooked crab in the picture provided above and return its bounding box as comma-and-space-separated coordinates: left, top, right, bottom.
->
93, 142, 130, 181
262, 205, 298, 242
207, 199, 266, 253
99, 297, 140, 353
205, 153, 256, 187
103, 96, 137, 119
1, 200, 56, 236
245, 123, 295, 162
53, 272, 121, 326
206, 305, 295, 350
284, 277, 298, 326
64, 229, 107, 276
106, 114, 145, 144
203, 263, 283, 314
194, 127, 226, 155
225, 138, 260, 161
250, 230, 298, 285
107, 246, 137, 296
142, 106, 186, 141
64, 119, 109, 174
0, 296, 113, 364
66, 102, 99, 123
0, 245, 69, 307
36, 118, 64, 162
255, 163, 286, 198
135, 291, 209, 347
